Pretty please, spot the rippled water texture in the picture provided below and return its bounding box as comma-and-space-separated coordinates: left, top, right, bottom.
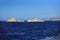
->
0, 21, 60, 40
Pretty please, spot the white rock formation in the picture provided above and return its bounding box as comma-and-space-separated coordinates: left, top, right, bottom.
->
7, 18, 17, 22
7, 18, 24, 22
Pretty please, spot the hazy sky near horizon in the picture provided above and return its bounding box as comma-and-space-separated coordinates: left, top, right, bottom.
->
0, 0, 60, 20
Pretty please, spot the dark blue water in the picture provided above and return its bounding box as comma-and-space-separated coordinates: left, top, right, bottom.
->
0, 21, 60, 40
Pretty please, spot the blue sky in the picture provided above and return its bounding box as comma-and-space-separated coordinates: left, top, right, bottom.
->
0, 0, 60, 20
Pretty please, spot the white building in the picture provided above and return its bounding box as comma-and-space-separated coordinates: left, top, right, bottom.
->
27, 18, 44, 22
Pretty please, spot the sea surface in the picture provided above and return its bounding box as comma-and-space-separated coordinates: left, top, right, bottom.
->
0, 21, 60, 40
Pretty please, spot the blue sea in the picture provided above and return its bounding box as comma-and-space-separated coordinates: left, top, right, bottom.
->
0, 21, 60, 40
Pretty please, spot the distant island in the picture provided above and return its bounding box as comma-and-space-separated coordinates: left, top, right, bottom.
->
0, 18, 60, 22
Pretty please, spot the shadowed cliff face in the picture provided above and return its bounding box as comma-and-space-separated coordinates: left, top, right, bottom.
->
0, 21, 60, 40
